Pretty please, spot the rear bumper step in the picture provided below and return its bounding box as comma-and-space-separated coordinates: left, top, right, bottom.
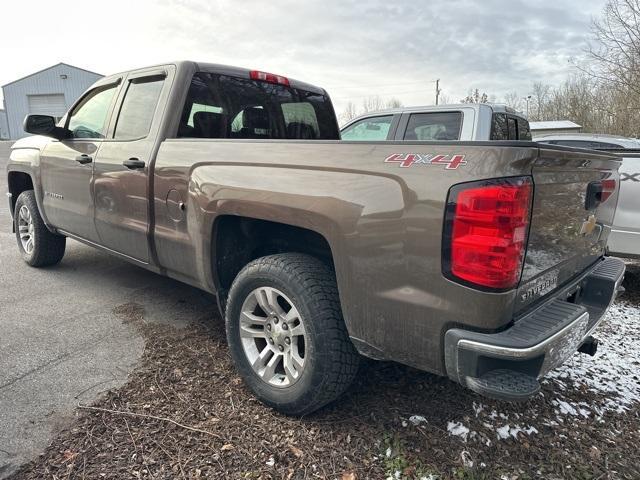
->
445, 257, 625, 401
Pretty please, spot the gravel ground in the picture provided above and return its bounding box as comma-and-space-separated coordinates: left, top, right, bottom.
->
7, 263, 640, 480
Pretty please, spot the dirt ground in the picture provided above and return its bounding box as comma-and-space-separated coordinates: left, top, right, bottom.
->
7, 263, 640, 480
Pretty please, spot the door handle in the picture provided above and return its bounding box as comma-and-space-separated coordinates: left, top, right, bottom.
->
123, 158, 146, 170
75, 154, 92, 164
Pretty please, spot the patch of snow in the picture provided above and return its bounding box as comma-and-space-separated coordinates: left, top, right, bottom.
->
460, 450, 474, 468
265, 457, 275, 467
495, 425, 538, 440
546, 301, 640, 415
408, 415, 427, 426
447, 421, 470, 442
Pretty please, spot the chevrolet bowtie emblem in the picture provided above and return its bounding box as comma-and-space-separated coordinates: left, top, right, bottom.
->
580, 214, 598, 236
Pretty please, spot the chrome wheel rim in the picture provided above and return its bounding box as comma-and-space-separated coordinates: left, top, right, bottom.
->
239, 287, 307, 388
18, 205, 35, 255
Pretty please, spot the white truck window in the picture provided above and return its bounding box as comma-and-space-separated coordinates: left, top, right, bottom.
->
404, 112, 462, 141
341, 116, 393, 141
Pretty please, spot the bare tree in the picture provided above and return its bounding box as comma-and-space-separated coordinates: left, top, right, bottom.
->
460, 89, 489, 104
385, 97, 403, 109
583, 0, 640, 97
504, 91, 523, 111
362, 96, 385, 113
339, 102, 358, 123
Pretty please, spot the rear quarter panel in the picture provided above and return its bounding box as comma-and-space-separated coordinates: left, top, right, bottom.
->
153, 140, 538, 374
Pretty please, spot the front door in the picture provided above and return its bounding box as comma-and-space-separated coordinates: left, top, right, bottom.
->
40, 82, 120, 241
93, 70, 169, 263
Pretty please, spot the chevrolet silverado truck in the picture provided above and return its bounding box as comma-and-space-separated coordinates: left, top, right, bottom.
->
536, 133, 640, 259
340, 104, 532, 142
6, 61, 625, 415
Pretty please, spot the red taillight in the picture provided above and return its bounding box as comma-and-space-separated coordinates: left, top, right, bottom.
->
250, 70, 290, 86
600, 178, 616, 203
444, 177, 533, 290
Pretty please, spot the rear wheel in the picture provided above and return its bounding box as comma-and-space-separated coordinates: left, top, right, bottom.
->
14, 190, 66, 267
225, 253, 360, 415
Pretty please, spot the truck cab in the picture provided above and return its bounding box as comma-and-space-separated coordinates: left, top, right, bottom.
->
340, 103, 532, 142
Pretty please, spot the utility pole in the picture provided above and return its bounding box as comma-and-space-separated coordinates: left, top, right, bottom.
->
435, 79, 441, 105
524, 95, 532, 117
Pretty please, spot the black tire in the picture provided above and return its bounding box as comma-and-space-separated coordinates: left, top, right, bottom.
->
14, 190, 66, 267
225, 253, 360, 416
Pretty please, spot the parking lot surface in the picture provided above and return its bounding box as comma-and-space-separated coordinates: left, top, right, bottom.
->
0, 141, 216, 478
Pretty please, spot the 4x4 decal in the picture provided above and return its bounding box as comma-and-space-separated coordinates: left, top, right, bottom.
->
384, 153, 467, 169
620, 172, 640, 182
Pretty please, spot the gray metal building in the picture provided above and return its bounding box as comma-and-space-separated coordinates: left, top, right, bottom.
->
2, 63, 102, 140
0, 109, 8, 139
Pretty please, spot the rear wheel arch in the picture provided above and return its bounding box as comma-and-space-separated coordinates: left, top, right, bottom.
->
211, 215, 337, 297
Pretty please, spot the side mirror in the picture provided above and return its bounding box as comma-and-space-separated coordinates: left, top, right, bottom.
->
23, 115, 69, 140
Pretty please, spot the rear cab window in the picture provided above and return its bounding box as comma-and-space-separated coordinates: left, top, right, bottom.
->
177, 72, 339, 140
340, 116, 393, 141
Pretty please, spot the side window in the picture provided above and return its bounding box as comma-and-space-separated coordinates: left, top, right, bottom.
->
113, 76, 165, 140
404, 112, 462, 141
341, 116, 393, 141
188, 103, 223, 127
491, 113, 509, 140
507, 117, 517, 140
67, 85, 118, 139
517, 118, 532, 140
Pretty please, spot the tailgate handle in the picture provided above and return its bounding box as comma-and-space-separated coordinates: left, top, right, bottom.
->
585, 181, 603, 210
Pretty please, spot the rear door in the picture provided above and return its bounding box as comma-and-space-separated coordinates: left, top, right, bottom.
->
40, 80, 121, 241
516, 146, 621, 311
92, 67, 173, 263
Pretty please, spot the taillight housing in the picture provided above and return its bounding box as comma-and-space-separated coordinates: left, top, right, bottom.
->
599, 178, 616, 203
443, 177, 534, 291
250, 70, 290, 86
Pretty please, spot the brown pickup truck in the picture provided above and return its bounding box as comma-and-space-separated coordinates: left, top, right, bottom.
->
6, 61, 625, 415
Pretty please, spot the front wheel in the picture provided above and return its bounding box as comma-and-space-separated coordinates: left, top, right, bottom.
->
225, 253, 360, 416
14, 190, 66, 267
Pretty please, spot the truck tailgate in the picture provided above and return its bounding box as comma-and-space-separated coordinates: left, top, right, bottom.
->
516, 146, 621, 312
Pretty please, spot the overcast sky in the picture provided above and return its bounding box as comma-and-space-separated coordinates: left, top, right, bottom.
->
1, 0, 605, 115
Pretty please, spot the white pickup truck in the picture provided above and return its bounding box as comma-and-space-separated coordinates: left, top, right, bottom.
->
340, 104, 532, 142
536, 134, 640, 259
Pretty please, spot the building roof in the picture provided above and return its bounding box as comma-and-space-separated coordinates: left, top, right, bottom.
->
2, 62, 103, 88
529, 120, 582, 131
